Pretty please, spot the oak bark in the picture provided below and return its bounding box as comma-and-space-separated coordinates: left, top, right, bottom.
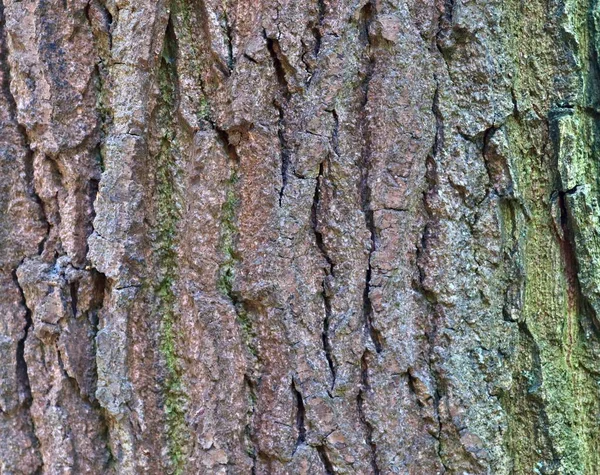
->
1, 0, 600, 473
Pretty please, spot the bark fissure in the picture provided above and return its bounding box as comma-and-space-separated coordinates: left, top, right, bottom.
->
329, 108, 340, 157
222, 9, 234, 72
357, 351, 380, 475
10, 266, 42, 470
264, 30, 292, 206
277, 105, 290, 206
311, 161, 336, 385
265, 33, 292, 100
11, 268, 35, 407
312, 0, 325, 58
359, 2, 382, 354
416, 80, 449, 472
554, 188, 600, 337
291, 379, 306, 451
316, 444, 335, 475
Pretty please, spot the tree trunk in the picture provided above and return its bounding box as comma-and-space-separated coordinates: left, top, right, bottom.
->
1, 0, 600, 473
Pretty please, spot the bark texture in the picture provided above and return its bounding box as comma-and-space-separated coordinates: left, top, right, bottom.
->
2, 0, 600, 473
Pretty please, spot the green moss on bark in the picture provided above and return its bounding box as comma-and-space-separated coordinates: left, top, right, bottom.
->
499, 1, 600, 471
154, 26, 188, 474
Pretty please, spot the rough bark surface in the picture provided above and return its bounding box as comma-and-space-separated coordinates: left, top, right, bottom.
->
2, 0, 600, 473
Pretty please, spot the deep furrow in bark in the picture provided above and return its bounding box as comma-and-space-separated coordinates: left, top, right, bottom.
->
311, 161, 336, 385
264, 32, 292, 206
555, 188, 599, 331
11, 268, 35, 407
277, 105, 291, 207
417, 79, 448, 472
222, 8, 234, 72
312, 0, 325, 58
244, 374, 259, 475
316, 444, 335, 475
291, 379, 306, 452
212, 115, 261, 474
10, 266, 42, 463
357, 351, 380, 475
358, 1, 382, 354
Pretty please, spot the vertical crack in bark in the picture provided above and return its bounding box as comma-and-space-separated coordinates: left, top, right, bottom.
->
244, 374, 259, 474
222, 8, 234, 72
154, 18, 191, 471
10, 267, 43, 472
417, 80, 448, 472
265, 32, 292, 206
264, 33, 291, 100
359, 1, 383, 354
311, 161, 336, 386
330, 109, 340, 157
357, 351, 380, 475
1, 3, 46, 465
316, 444, 335, 475
11, 269, 35, 409
552, 187, 600, 357
291, 379, 306, 453
276, 105, 290, 206
434, 1, 453, 80
426, 321, 448, 473
312, 0, 325, 58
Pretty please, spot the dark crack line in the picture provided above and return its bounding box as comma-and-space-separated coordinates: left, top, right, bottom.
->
316, 444, 335, 475
313, 0, 325, 58
426, 326, 449, 474
291, 379, 306, 453
1, 3, 46, 463
553, 190, 600, 337
330, 109, 340, 157
11, 267, 43, 456
311, 161, 336, 386
415, 78, 448, 473
222, 8, 234, 72
434, 0, 453, 78
264, 32, 291, 100
264, 31, 292, 206
244, 374, 259, 474
358, 1, 383, 354
357, 351, 380, 474
11, 269, 35, 408
276, 104, 290, 206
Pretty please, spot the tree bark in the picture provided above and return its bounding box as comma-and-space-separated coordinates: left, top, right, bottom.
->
1, 0, 600, 473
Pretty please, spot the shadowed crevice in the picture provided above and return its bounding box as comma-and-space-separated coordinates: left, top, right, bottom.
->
311, 161, 336, 385
357, 351, 380, 474
358, 1, 383, 354
292, 379, 306, 451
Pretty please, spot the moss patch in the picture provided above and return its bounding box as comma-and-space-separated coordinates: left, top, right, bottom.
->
154, 23, 188, 474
